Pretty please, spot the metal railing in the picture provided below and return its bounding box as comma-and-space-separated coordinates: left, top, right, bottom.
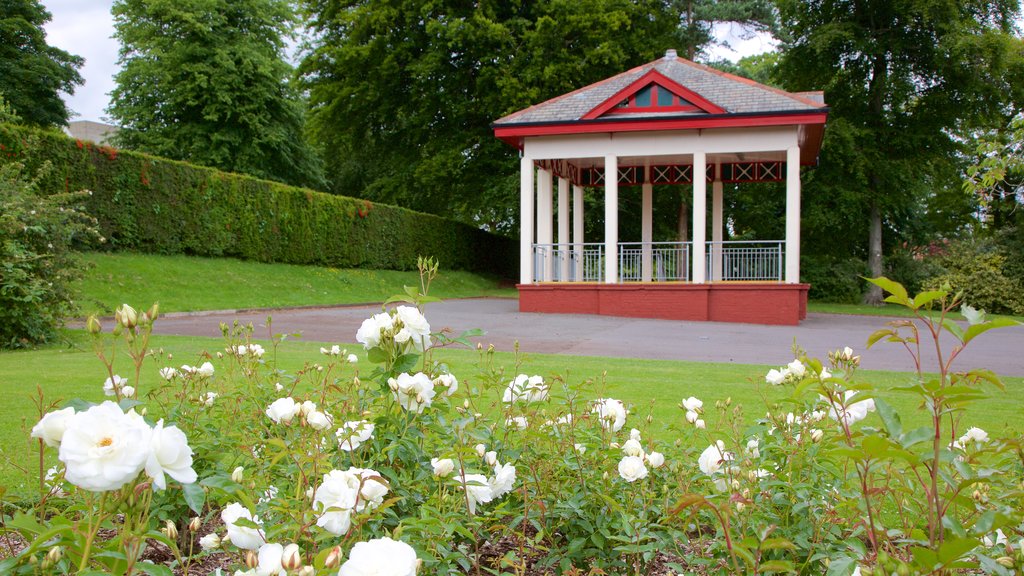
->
532, 241, 783, 283
618, 242, 689, 282
705, 240, 783, 281
533, 243, 604, 282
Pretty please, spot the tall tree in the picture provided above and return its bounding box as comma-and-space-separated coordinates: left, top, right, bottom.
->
0, 0, 83, 127
299, 0, 683, 230
108, 0, 325, 189
774, 0, 1022, 303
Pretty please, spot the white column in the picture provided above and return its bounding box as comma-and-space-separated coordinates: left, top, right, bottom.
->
641, 179, 653, 282
573, 184, 584, 281
558, 177, 570, 282
604, 155, 618, 283
712, 177, 723, 282
519, 157, 534, 284
691, 152, 707, 283
537, 168, 553, 281
786, 146, 801, 283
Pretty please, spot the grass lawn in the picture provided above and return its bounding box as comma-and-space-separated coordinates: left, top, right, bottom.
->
73, 252, 518, 316
3, 330, 1021, 498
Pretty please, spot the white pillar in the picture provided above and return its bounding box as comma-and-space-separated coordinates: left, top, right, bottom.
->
786, 146, 801, 283
604, 155, 618, 283
712, 178, 723, 282
691, 152, 707, 283
519, 157, 534, 284
641, 180, 653, 282
558, 177, 570, 282
573, 184, 584, 281
537, 168, 553, 281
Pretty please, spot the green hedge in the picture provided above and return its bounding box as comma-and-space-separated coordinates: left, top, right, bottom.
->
0, 123, 516, 276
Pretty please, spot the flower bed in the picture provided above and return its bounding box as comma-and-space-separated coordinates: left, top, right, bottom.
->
3, 266, 1023, 575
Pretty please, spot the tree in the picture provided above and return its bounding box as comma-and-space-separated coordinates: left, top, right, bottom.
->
774, 0, 1023, 303
108, 0, 325, 189
0, 0, 83, 127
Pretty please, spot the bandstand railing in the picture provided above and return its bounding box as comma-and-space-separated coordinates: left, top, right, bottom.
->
532, 241, 783, 283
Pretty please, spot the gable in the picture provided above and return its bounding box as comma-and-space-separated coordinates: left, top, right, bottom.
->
582, 69, 725, 120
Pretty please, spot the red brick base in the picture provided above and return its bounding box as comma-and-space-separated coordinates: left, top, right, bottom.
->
517, 283, 810, 325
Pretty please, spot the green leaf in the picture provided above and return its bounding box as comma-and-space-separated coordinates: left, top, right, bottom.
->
941, 318, 964, 341
392, 353, 420, 374
936, 537, 981, 565
874, 398, 902, 438
911, 290, 947, 310
758, 560, 795, 573
182, 481, 206, 515
134, 564, 174, 576
367, 347, 387, 364
866, 277, 909, 305
963, 317, 1021, 345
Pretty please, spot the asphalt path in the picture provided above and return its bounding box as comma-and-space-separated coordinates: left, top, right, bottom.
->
150, 298, 1024, 377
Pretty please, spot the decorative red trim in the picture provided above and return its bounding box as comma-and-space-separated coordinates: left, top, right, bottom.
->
582, 69, 726, 120
495, 112, 827, 143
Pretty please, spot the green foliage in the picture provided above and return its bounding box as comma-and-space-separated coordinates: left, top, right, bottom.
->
0, 0, 83, 128
927, 239, 1024, 315
774, 0, 1024, 301
800, 255, 867, 303
0, 123, 516, 277
0, 93, 21, 124
0, 161, 98, 348
108, 0, 325, 189
4, 277, 1023, 574
298, 0, 686, 229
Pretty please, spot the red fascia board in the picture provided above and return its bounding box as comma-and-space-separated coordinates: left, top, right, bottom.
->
582, 69, 726, 119
493, 111, 829, 141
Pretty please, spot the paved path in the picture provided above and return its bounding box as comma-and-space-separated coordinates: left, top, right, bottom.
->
150, 298, 1024, 377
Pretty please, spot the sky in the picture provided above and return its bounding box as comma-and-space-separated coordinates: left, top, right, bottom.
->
41, 0, 777, 124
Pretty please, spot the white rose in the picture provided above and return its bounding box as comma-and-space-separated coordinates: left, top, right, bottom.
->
347, 353, 358, 364
395, 306, 431, 351
685, 410, 699, 423
682, 396, 703, 412
313, 470, 358, 536
121, 385, 136, 398
787, 359, 806, 378
574, 443, 586, 454
621, 438, 644, 458
431, 457, 455, 477
695, 419, 706, 429
746, 438, 760, 458
145, 419, 197, 490
197, 362, 215, 377
484, 451, 498, 467
475, 443, 486, 458
617, 456, 648, 482
103, 374, 128, 396
434, 373, 458, 396
765, 368, 786, 385
58, 401, 152, 492
355, 312, 391, 349
31, 407, 76, 447
256, 542, 285, 576
221, 503, 265, 550
306, 410, 334, 430
698, 441, 732, 476
960, 427, 988, 445
489, 462, 517, 499
394, 328, 411, 343
506, 416, 528, 430
646, 451, 665, 468
502, 374, 548, 403
199, 533, 221, 550
391, 372, 436, 413
629, 428, 642, 441
266, 397, 300, 424
336, 420, 375, 451
348, 467, 389, 510
823, 391, 876, 426
457, 472, 493, 515
592, 398, 627, 432
339, 537, 419, 576
159, 367, 178, 380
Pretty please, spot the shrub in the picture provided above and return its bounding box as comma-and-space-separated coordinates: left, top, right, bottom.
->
0, 123, 516, 277
4, 273, 1023, 575
0, 162, 98, 348
927, 239, 1024, 315
801, 254, 868, 302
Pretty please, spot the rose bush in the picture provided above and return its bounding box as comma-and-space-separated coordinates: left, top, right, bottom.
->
2, 267, 1023, 575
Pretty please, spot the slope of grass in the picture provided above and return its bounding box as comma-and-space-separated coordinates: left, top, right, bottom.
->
74, 252, 517, 315
3, 330, 1021, 495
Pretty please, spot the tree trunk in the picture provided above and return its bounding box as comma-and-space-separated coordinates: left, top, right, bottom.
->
677, 200, 689, 242
864, 201, 884, 305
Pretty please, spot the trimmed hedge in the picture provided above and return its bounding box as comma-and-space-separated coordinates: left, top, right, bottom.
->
0, 123, 516, 276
